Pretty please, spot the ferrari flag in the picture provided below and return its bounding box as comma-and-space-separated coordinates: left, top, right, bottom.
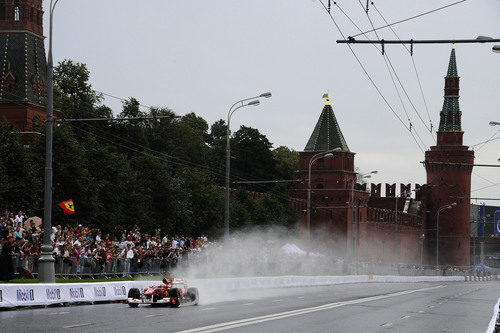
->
58, 199, 75, 215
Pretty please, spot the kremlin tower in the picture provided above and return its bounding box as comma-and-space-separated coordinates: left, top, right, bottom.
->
0, 0, 47, 134
424, 46, 474, 266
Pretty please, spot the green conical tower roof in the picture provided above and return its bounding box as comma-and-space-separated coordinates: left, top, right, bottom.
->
447, 47, 458, 76
438, 46, 462, 132
304, 96, 349, 152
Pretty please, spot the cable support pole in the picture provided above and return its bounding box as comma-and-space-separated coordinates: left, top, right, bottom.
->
338, 38, 500, 44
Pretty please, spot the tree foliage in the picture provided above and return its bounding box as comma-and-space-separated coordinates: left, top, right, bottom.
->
4, 60, 299, 237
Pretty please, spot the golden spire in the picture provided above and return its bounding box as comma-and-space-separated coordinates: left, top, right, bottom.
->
452, 43, 455, 49
322, 93, 331, 105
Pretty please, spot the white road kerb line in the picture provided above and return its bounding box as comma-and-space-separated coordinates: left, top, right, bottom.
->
176, 285, 445, 333
63, 323, 93, 329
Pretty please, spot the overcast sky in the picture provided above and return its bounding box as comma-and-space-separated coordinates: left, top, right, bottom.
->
45, 0, 500, 206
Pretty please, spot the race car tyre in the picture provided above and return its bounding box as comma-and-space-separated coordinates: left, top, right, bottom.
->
186, 288, 199, 305
127, 288, 140, 308
128, 288, 140, 299
168, 288, 180, 308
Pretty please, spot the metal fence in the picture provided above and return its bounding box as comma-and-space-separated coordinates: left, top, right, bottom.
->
7, 254, 497, 279
10, 254, 189, 279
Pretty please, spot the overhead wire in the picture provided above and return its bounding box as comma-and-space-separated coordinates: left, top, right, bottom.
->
95, 90, 154, 111
321, 1, 489, 201
474, 128, 500, 153
335, 1, 427, 151
355, 0, 434, 144
350, 0, 467, 38
470, 135, 500, 148
371, 1, 435, 136
73, 121, 297, 204
317, 0, 425, 154
71, 125, 296, 225
352, 0, 489, 195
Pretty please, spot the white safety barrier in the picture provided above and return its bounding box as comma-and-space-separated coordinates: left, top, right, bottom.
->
0, 281, 132, 308
185, 275, 465, 292
0, 275, 467, 308
486, 297, 500, 333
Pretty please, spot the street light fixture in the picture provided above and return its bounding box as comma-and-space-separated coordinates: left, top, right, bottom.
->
38, 0, 60, 283
307, 148, 341, 255
436, 202, 457, 268
493, 45, 500, 53
224, 93, 271, 240
489, 121, 500, 126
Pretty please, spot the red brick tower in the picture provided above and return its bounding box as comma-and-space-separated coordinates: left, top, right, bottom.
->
0, 0, 47, 134
425, 46, 474, 266
293, 95, 369, 257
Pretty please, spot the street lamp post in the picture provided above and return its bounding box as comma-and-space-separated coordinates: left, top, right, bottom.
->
306, 149, 340, 255
419, 233, 425, 267
38, 0, 60, 283
436, 203, 457, 268
224, 92, 271, 240
351, 171, 377, 264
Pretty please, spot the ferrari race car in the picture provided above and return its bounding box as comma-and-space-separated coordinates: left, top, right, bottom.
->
127, 278, 199, 308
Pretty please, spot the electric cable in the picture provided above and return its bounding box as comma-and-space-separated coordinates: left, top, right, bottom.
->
371, 1, 434, 136
317, 0, 424, 154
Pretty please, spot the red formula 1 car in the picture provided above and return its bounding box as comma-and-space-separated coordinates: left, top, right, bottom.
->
127, 278, 199, 308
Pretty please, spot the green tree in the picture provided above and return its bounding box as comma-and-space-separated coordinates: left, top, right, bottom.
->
0, 122, 39, 213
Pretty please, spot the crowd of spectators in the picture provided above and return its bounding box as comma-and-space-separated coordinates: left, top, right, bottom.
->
0, 210, 209, 279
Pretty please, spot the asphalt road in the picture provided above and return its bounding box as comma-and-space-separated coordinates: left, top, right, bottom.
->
2, 281, 499, 333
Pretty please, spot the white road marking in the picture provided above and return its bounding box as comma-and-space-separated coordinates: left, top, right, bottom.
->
272, 299, 283, 302
297, 296, 305, 299
145, 314, 163, 318
380, 322, 393, 327
176, 285, 446, 333
242, 303, 254, 306
401, 315, 411, 319
63, 323, 93, 329
418, 310, 425, 313
428, 305, 435, 308
48, 311, 70, 315
201, 307, 217, 311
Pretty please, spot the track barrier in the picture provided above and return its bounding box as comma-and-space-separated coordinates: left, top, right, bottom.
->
2, 274, 497, 309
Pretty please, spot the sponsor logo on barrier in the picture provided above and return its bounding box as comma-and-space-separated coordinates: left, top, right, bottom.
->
46, 288, 61, 300
113, 286, 127, 296
94, 286, 106, 297
69, 288, 85, 299
17, 289, 34, 302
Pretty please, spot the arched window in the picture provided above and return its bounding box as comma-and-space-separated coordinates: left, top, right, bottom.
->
14, 1, 20, 21
30, 7, 34, 22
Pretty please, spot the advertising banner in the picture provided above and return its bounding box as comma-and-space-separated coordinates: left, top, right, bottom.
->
0, 282, 134, 308
494, 210, 500, 236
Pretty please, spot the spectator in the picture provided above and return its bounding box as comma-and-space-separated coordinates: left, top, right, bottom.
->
13, 211, 23, 228
13, 226, 23, 240
0, 236, 15, 281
